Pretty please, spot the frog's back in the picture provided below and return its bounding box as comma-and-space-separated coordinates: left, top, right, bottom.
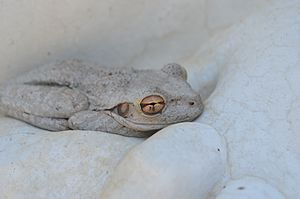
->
9, 60, 114, 86
1, 60, 140, 110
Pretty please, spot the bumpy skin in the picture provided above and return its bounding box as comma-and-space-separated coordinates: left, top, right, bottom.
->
0, 60, 203, 137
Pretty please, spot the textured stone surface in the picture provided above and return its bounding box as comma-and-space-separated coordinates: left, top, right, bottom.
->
100, 123, 227, 199
195, 1, 300, 198
215, 177, 286, 199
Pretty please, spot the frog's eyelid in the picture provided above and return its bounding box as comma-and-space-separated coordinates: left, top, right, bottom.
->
117, 102, 129, 117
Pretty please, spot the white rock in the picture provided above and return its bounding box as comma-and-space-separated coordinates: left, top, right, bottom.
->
194, 0, 300, 198
215, 177, 286, 199
0, 117, 142, 199
100, 123, 227, 199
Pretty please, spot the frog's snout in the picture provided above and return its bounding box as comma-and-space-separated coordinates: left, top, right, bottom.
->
188, 96, 201, 107
187, 94, 204, 117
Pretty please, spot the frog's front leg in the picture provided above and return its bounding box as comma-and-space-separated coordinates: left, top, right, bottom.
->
0, 84, 89, 131
68, 111, 152, 137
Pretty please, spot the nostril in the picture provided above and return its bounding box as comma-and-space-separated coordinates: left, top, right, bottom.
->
189, 101, 195, 106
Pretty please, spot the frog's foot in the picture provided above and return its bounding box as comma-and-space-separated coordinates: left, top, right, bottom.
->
0, 84, 89, 130
1, 108, 69, 131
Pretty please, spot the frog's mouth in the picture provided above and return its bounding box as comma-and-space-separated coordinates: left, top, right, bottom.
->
105, 111, 173, 131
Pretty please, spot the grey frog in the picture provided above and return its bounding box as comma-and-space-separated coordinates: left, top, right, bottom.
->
0, 60, 203, 137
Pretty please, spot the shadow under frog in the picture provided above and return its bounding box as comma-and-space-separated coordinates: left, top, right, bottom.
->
0, 60, 203, 137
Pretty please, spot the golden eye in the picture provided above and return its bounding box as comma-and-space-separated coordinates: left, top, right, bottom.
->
140, 95, 165, 115
117, 103, 129, 117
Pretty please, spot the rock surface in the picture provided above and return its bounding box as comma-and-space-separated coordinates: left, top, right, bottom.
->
215, 177, 286, 199
196, 1, 300, 198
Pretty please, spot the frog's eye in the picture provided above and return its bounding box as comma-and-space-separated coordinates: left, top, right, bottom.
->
140, 95, 165, 115
117, 102, 129, 117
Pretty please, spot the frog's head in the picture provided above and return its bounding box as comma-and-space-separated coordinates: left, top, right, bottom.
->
105, 63, 204, 132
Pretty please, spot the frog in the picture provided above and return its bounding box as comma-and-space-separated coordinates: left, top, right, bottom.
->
0, 60, 204, 137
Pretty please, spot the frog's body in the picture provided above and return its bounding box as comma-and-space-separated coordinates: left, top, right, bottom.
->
0, 60, 203, 137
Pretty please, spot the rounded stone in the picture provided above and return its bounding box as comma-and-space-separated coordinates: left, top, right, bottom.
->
100, 122, 227, 199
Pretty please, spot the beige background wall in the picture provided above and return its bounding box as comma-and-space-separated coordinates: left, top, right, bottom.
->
0, 0, 272, 84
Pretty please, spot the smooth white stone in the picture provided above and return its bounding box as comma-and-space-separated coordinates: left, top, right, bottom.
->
100, 123, 227, 199
0, 117, 142, 199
